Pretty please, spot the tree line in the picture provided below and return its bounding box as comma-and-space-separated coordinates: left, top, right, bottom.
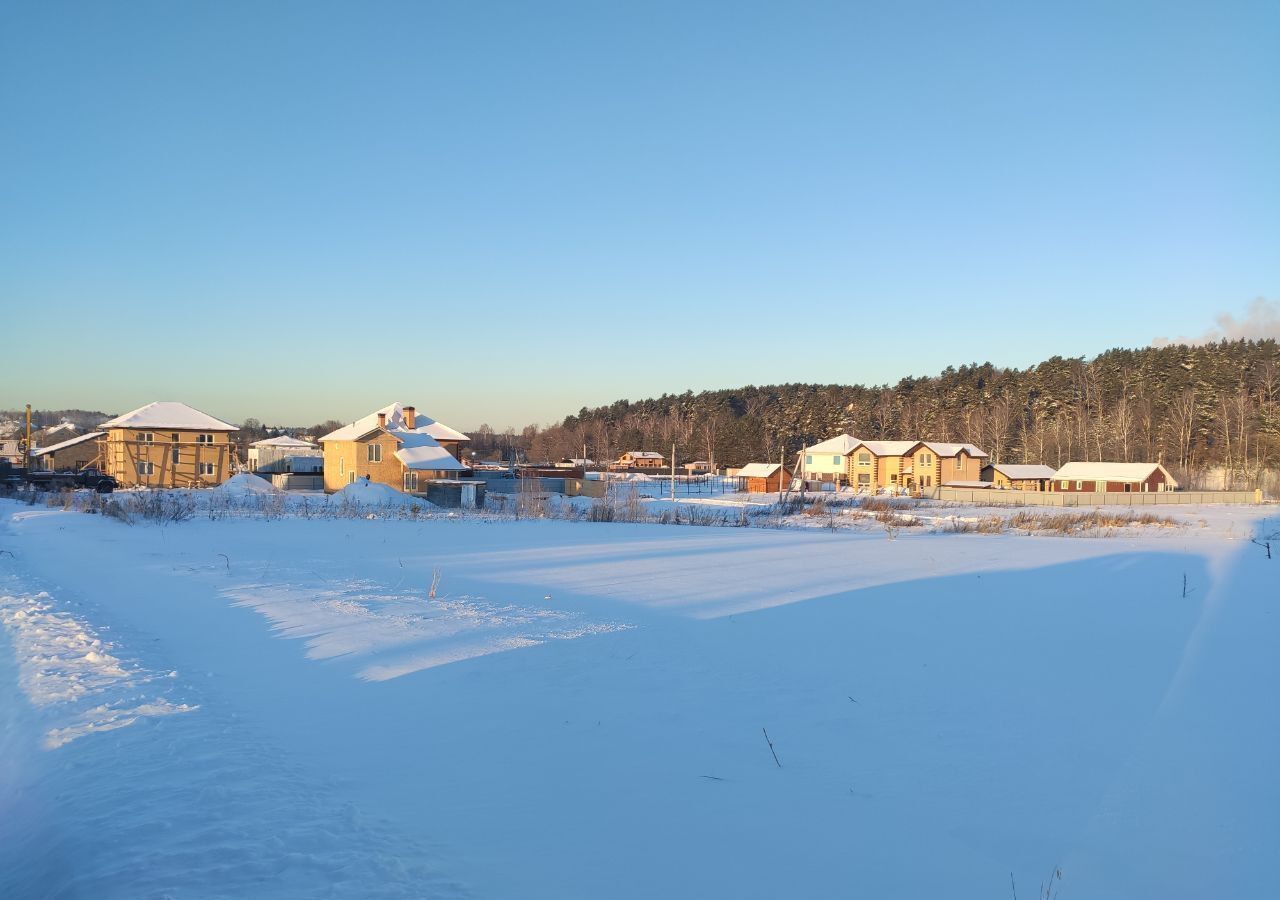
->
516, 339, 1280, 487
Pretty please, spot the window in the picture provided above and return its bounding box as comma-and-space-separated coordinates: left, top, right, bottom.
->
348, 471, 356, 484
368, 443, 382, 463
955, 457, 964, 470
857, 452, 871, 464
339, 457, 345, 475
198, 462, 216, 476
403, 472, 418, 491
1097, 481, 1107, 492
136, 461, 154, 476
805, 454, 813, 465
857, 473, 871, 484
832, 455, 841, 466
890, 474, 898, 484
1076, 480, 1083, 490
171, 434, 179, 442
919, 453, 932, 466
171, 447, 180, 465
1123, 482, 1132, 492
196, 433, 214, 444
137, 432, 154, 443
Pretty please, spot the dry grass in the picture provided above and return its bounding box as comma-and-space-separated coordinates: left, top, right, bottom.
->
1008, 509, 1182, 534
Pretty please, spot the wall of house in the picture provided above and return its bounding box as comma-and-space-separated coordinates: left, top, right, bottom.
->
40, 440, 101, 472
938, 452, 984, 484
1052, 470, 1169, 492
323, 432, 406, 493
803, 451, 848, 481
104, 428, 235, 487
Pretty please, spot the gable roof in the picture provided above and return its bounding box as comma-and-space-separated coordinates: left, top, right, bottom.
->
988, 463, 1057, 480
804, 434, 862, 455
624, 451, 664, 459
1053, 462, 1177, 487
737, 463, 783, 478
854, 440, 919, 457
31, 431, 104, 457
101, 402, 237, 431
917, 441, 989, 458
319, 403, 470, 444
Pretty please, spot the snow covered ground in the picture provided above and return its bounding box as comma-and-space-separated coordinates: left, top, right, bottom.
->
1, 497, 1276, 899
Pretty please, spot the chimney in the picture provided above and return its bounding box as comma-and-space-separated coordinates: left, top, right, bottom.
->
403, 406, 416, 429
377, 412, 387, 429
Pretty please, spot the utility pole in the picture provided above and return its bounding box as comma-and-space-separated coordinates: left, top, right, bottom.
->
24, 404, 32, 473
778, 444, 784, 502
671, 442, 677, 502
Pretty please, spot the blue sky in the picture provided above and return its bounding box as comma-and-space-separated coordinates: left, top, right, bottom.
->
2, 1, 1277, 429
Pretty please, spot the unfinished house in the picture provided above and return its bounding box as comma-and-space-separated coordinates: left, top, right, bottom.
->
100, 402, 239, 487
31, 431, 104, 472
319, 403, 470, 494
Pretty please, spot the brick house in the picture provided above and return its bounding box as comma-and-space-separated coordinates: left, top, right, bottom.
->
319, 403, 470, 494
613, 451, 665, 470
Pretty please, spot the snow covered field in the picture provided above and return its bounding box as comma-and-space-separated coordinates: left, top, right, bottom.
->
1, 496, 1276, 899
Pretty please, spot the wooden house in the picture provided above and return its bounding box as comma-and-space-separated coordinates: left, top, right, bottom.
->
1050, 462, 1177, 493
100, 402, 239, 487
319, 402, 470, 494
982, 463, 1057, 491
31, 431, 105, 472
841, 439, 988, 491
614, 451, 665, 470
683, 460, 712, 475
736, 463, 789, 493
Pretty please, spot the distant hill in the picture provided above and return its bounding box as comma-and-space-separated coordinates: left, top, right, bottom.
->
527, 339, 1280, 485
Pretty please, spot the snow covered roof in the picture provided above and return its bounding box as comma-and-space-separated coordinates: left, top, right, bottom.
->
989, 463, 1056, 480
31, 431, 103, 457
251, 435, 317, 448
804, 434, 862, 455
624, 451, 664, 459
101, 402, 237, 431
737, 463, 782, 478
44, 422, 78, 435
945, 480, 992, 489
394, 432, 468, 471
319, 403, 470, 444
854, 440, 918, 457
918, 442, 989, 458
1053, 462, 1177, 486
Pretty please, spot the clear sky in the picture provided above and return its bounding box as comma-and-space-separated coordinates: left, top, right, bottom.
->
2, 1, 1277, 429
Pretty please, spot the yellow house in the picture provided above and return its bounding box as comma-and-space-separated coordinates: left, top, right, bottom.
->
319, 403, 470, 493
614, 451, 666, 470
844, 440, 989, 491
100, 402, 239, 488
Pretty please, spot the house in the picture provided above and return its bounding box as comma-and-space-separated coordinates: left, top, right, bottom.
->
1050, 462, 1177, 493
982, 463, 1057, 491
613, 451, 665, 470
554, 458, 596, 469
801, 434, 862, 484
0, 438, 22, 466
841, 440, 987, 492
683, 460, 712, 475
735, 463, 790, 493
248, 435, 323, 474
31, 431, 105, 472
100, 402, 239, 487
319, 403, 469, 494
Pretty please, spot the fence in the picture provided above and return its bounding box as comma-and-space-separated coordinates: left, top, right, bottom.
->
935, 487, 1265, 506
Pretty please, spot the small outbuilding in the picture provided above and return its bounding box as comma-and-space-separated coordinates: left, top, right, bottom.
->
735, 462, 789, 494
1050, 462, 1177, 493
982, 463, 1057, 491
31, 431, 104, 472
248, 435, 323, 474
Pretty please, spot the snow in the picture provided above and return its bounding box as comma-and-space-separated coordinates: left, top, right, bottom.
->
320, 403, 469, 444
328, 477, 434, 508
919, 440, 988, 458
100, 401, 238, 431
394, 433, 467, 471
1, 498, 1276, 899
30, 430, 103, 457
250, 435, 317, 448
735, 462, 783, 477
990, 463, 1058, 480
215, 473, 282, 496
803, 433, 862, 455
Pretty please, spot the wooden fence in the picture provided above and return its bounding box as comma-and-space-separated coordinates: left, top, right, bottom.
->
934, 487, 1264, 506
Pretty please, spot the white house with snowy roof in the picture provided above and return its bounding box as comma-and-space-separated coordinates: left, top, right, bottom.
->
318, 403, 470, 494
248, 435, 323, 474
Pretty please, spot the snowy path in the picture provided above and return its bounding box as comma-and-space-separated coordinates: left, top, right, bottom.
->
1, 502, 1276, 899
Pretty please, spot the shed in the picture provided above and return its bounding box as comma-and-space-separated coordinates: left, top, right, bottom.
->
982, 463, 1057, 491
249, 435, 322, 473
736, 462, 789, 494
1050, 462, 1177, 493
